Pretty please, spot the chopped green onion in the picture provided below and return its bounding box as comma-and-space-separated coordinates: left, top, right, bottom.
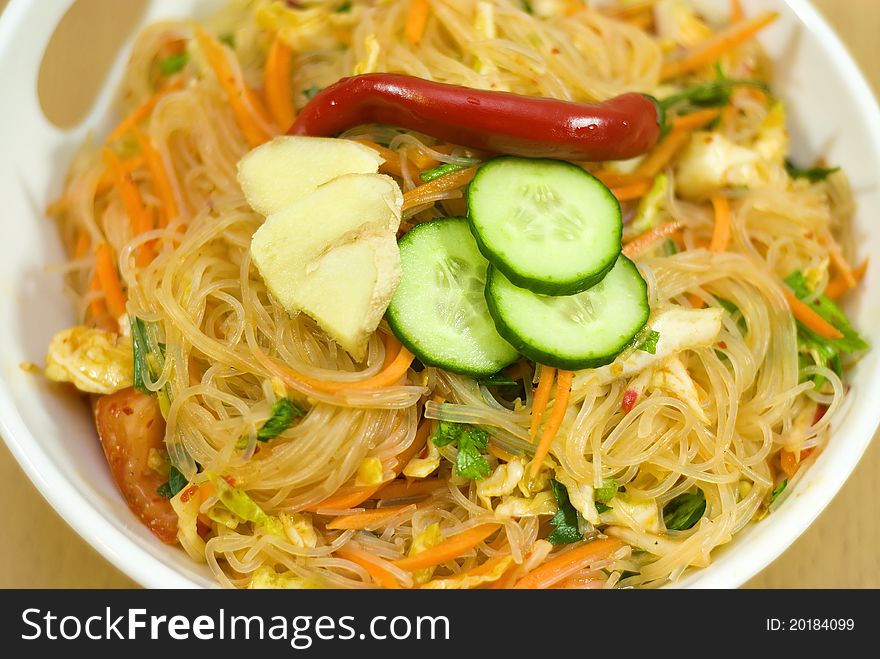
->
420, 161, 476, 183
159, 52, 188, 76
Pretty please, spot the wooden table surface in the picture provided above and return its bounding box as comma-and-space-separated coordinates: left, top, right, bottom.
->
1, 0, 878, 588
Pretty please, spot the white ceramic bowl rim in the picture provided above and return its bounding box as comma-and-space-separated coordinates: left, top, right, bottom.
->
1, 0, 879, 589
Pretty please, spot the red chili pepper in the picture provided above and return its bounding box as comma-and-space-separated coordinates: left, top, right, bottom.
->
289, 74, 663, 161
621, 389, 639, 413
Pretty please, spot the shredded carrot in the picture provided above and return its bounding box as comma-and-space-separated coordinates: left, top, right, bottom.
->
529, 365, 556, 440
307, 420, 431, 512
661, 11, 779, 80
94, 242, 127, 318
336, 545, 401, 589
107, 80, 184, 143
623, 221, 684, 259
326, 504, 414, 531
730, 0, 745, 23
709, 194, 731, 252
780, 447, 814, 479
356, 140, 414, 178
827, 259, 868, 299
634, 128, 692, 180
103, 148, 148, 232
134, 129, 180, 224
672, 109, 722, 132
824, 237, 857, 289
134, 207, 157, 267
373, 478, 445, 501
405, 0, 430, 45
514, 537, 624, 589
74, 230, 91, 259
95, 155, 145, 197
688, 292, 704, 309
611, 180, 652, 202
88, 272, 106, 319
394, 523, 500, 572
402, 165, 479, 212
381, 332, 403, 369
264, 36, 296, 131
194, 26, 272, 147
589, 169, 650, 189
530, 370, 573, 479
783, 290, 843, 340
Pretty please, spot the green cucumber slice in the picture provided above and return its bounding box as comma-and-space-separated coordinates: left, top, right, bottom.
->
467, 157, 622, 295
387, 218, 519, 376
485, 256, 649, 370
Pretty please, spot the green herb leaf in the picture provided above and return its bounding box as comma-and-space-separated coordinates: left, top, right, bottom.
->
637, 330, 661, 355
219, 34, 235, 49
131, 316, 152, 396
432, 420, 490, 480
784, 271, 869, 386
595, 477, 618, 503
661, 78, 770, 112
548, 479, 583, 545
770, 479, 788, 503
595, 502, 613, 514
303, 85, 322, 101
156, 466, 188, 499
477, 373, 519, 387
785, 160, 840, 183
159, 52, 188, 76
257, 399, 305, 442
420, 161, 475, 183
663, 491, 706, 531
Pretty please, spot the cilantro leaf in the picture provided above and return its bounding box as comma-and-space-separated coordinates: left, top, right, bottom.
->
594, 477, 618, 503
157, 466, 188, 499
432, 421, 490, 480
785, 160, 840, 183
548, 480, 582, 545
257, 399, 305, 442
595, 502, 613, 514
159, 52, 188, 76
663, 491, 706, 531
637, 330, 660, 355
770, 479, 788, 503
784, 271, 869, 386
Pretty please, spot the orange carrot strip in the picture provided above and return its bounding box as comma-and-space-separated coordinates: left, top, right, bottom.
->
709, 194, 731, 252
107, 80, 184, 143
780, 447, 814, 479
783, 290, 843, 340
402, 165, 479, 211
827, 259, 868, 299
264, 36, 296, 131
326, 505, 414, 531
372, 478, 445, 501
672, 109, 722, 132
134, 206, 157, 267
623, 221, 685, 259
661, 11, 779, 80
336, 545, 401, 589
529, 365, 556, 440
394, 523, 501, 572
307, 421, 431, 512
730, 0, 745, 23
688, 292, 704, 309
611, 180, 651, 202
405, 0, 430, 45
634, 128, 692, 180
74, 230, 91, 259
103, 148, 148, 232
356, 140, 413, 178
194, 26, 272, 147
514, 537, 624, 589
530, 369, 573, 479
94, 242, 127, 318
88, 272, 106, 319
134, 129, 179, 224
824, 238, 857, 289
381, 333, 403, 369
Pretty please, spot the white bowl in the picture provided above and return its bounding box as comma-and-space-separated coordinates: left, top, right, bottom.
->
1, 0, 878, 589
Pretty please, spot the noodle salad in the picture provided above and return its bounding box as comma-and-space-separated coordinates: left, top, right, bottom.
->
42, 0, 868, 589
